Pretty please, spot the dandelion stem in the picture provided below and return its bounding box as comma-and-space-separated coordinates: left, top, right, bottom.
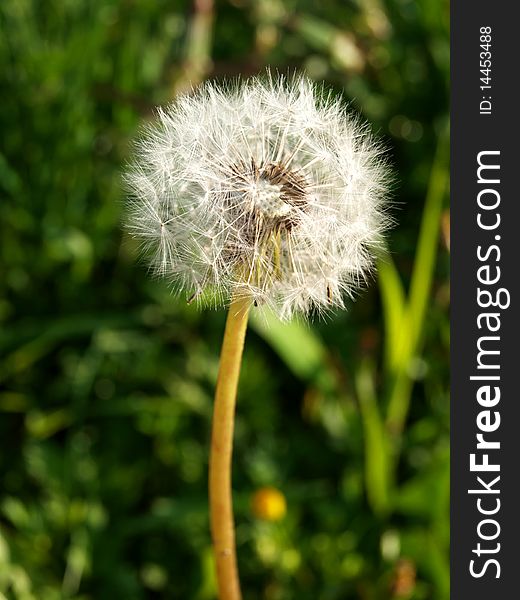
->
210, 295, 250, 600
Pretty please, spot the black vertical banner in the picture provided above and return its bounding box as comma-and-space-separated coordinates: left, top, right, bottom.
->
451, 2, 519, 598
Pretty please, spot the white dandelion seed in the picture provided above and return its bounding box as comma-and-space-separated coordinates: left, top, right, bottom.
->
125, 73, 391, 319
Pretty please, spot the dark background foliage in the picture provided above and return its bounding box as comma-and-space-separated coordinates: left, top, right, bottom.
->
0, 1, 449, 598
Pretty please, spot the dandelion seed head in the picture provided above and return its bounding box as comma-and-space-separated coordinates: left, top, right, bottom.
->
125, 73, 391, 319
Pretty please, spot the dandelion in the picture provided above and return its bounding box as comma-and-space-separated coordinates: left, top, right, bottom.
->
125, 72, 390, 600
126, 73, 389, 319
251, 487, 287, 522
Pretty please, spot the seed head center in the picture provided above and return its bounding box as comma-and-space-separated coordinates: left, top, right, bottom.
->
250, 179, 291, 219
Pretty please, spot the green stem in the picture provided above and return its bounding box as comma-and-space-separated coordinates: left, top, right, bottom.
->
386, 131, 448, 435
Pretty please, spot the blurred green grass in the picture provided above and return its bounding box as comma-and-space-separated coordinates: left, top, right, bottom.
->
0, 1, 449, 598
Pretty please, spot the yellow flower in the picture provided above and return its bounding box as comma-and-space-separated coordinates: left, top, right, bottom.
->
251, 487, 287, 521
